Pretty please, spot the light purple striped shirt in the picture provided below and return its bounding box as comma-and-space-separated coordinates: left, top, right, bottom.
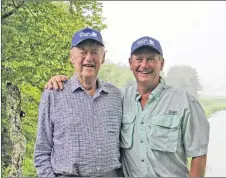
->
34, 75, 122, 177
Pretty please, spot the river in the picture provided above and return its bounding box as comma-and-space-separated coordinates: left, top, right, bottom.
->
205, 110, 226, 177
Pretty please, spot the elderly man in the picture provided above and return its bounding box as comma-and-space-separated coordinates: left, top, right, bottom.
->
45, 36, 210, 177
34, 28, 122, 177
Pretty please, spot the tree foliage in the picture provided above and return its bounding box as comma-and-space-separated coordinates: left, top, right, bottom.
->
1, 1, 106, 176
166, 65, 202, 97
99, 63, 134, 88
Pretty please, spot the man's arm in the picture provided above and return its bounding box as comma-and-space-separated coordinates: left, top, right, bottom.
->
45, 75, 68, 90
34, 90, 55, 177
189, 155, 207, 177
182, 93, 210, 177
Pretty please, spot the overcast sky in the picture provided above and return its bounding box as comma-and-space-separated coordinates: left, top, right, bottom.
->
101, 1, 226, 95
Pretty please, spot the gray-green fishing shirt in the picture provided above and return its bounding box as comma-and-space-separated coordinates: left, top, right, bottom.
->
120, 78, 210, 177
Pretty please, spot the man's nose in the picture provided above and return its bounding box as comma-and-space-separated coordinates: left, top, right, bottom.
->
85, 52, 93, 61
140, 59, 149, 67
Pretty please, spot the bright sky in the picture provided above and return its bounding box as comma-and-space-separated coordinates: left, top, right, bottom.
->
101, 1, 226, 95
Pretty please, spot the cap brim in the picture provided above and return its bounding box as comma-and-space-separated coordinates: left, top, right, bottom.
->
71, 37, 104, 48
132, 45, 162, 55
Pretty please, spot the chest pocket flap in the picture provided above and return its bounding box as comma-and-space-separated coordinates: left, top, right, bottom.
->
146, 114, 181, 152
151, 114, 181, 128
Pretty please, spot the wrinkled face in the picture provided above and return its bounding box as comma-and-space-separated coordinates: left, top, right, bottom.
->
129, 47, 164, 87
70, 40, 105, 80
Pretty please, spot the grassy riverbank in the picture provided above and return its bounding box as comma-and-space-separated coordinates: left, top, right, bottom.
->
199, 96, 226, 118
187, 96, 226, 170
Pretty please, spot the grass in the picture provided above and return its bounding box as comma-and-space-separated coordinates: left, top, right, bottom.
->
187, 96, 226, 169
199, 97, 226, 118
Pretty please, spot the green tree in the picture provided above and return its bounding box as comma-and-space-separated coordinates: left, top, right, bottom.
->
166, 65, 202, 97
99, 63, 134, 88
1, 1, 106, 176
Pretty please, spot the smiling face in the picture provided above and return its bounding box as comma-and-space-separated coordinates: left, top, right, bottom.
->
70, 39, 105, 83
129, 46, 164, 89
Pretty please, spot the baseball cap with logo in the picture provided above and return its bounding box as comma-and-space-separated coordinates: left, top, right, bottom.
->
131, 36, 163, 55
71, 27, 104, 48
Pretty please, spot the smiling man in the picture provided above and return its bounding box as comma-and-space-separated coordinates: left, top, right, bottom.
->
44, 35, 210, 177
34, 28, 122, 177
120, 36, 209, 177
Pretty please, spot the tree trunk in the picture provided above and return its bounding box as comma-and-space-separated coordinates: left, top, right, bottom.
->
6, 83, 26, 177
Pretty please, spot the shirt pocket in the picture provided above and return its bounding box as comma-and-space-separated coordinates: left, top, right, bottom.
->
106, 115, 121, 148
146, 114, 181, 152
106, 116, 121, 133
120, 114, 136, 148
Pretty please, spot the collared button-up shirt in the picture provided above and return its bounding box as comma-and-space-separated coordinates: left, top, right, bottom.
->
120, 78, 210, 177
34, 75, 122, 177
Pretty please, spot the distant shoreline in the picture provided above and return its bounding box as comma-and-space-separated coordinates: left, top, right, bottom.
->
199, 96, 226, 118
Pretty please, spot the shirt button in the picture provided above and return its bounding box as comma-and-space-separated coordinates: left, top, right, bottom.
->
140, 140, 143, 143
97, 167, 100, 171
141, 159, 144, 162
141, 121, 144, 124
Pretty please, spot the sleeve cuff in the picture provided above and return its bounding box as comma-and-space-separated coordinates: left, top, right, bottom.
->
186, 147, 208, 158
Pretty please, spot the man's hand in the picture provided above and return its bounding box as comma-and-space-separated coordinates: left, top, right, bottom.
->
44, 75, 68, 90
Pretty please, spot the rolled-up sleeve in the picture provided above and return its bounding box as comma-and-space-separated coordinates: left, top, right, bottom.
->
182, 93, 210, 158
34, 89, 55, 177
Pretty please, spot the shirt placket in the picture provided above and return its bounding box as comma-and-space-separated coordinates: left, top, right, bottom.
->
137, 96, 155, 176
93, 94, 105, 176
84, 96, 96, 175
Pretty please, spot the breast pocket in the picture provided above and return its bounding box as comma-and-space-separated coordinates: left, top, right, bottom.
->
120, 114, 136, 149
146, 114, 181, 152
106, 116, 121, 145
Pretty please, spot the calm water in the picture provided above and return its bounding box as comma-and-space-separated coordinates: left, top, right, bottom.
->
205, 110, 226, 177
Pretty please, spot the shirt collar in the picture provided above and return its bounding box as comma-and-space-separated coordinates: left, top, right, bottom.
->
96, 79, 109, 94
135, 76, 168, 101
151, 77, 167, 99
70, 74, 108, 93
135, 89, 141, 101
70, 74, 82, 92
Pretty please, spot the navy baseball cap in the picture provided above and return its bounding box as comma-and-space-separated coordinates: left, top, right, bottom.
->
131, 36, 163, 55
71, 27, 104, 48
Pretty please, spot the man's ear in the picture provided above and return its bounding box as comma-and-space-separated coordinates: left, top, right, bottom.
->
70, 53, 73, 64
160, 58, 165, 71
70, 49, 75, 64
101, 52, 105, 64
129, 57, 132, 70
